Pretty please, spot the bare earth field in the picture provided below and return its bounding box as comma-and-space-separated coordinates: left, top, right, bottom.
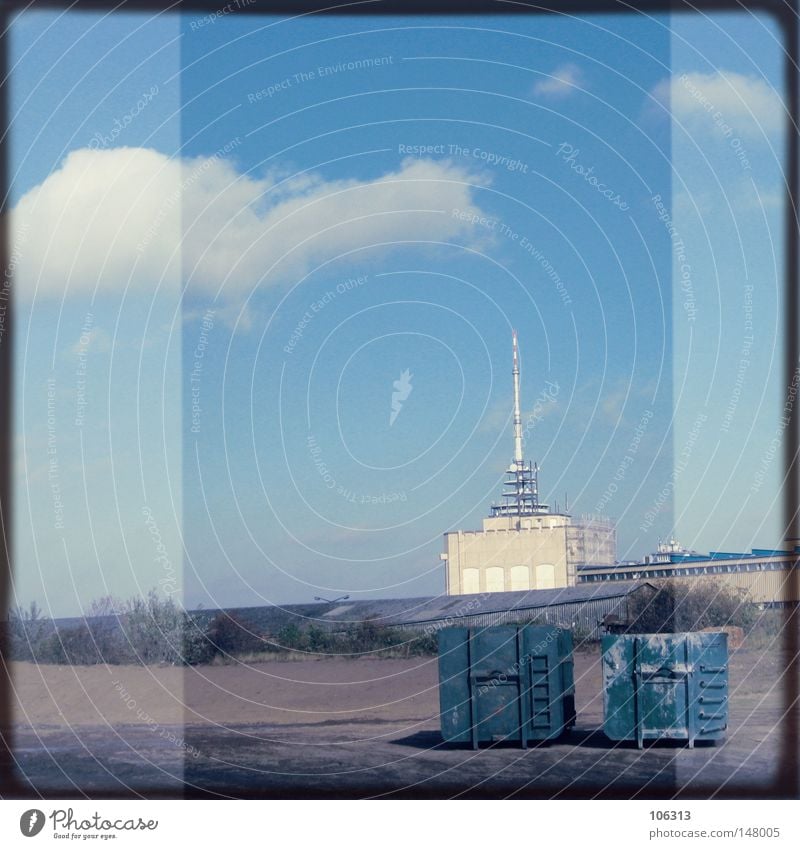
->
3, 642, 797, 799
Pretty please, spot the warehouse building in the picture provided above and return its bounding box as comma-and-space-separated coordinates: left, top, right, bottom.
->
578, 540, 800, 606
442, 332, 615, 595
204, 581, 656, 642
394, 582, 654, 639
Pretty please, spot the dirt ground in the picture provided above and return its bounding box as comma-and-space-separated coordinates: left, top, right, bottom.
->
3, 641, 797, 798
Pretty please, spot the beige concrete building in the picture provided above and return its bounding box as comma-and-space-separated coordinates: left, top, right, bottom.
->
442, 331, 616, 595
444, 512, 616, 595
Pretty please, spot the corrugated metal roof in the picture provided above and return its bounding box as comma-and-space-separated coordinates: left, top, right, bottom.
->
204, 581, 653, 632
383, 582, 652, 626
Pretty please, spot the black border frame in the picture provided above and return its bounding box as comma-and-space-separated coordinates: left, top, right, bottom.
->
0, 0, 796, 800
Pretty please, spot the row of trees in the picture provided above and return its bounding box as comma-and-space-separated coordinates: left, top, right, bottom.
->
3, 579, 761, 667
6, 593, 214, 666
4, 591, 437, 666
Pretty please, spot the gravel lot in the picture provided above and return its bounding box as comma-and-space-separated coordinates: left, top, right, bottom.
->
3, 638, 797, 798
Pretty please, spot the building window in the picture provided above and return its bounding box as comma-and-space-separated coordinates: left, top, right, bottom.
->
486, 566, 505, 593
462, 568, 480, 595
510, 565, 530, 592
535, 563, 556, 589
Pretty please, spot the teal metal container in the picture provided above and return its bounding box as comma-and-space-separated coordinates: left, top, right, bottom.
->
438, 625, 576, 749
602, 631, 728, 748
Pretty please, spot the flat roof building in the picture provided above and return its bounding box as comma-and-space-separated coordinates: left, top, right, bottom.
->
578, 540, 800, 606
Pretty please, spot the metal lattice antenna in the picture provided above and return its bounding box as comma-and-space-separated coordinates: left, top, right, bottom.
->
490, 331, 550, 518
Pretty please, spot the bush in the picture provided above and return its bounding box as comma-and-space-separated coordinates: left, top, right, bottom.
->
181, 614, 218, 665
275, 622, 306, 651
42, 624, 101, 665
736, 607, 795, 649
83, 596, 129, 664
6, 601, 52, 662
31, 630, 69, 665
119, 591, 188, 664
627, 579, 759, 634
407, 630, 438, 655
31, 608, 122, 666
332, 620, 437, 657
264, 618, 438, 659
205, 611, 268, 658
6, 595, 442, 666
306, 624, 334, 653
118, 591, 218, 665
341, 618, 397, 653
12, 591, 220, 666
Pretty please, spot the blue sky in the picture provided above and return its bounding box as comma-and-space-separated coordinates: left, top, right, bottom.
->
8, 8, 789, 615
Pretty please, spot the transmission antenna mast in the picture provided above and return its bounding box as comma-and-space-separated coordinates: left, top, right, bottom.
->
512, 329, 524, 468
489, 330, 550, 519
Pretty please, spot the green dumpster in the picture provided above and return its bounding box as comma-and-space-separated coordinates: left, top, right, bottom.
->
438, 624, 576, 749
602, 631, 728, 748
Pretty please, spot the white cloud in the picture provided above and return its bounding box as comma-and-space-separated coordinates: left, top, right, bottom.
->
650, 70, 785, 140
601, 387, 628, 426
532, 63, 585, 99
11, 147, 492, 302
479, 396, 560, 435
13, 147, 182, 300
673, 177, 783, 222
69, 326, 111, 355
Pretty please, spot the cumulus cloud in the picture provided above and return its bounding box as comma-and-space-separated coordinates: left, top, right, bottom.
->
11, 146, 491, 301
650, 70, 785, 140
532, 63, 585, 99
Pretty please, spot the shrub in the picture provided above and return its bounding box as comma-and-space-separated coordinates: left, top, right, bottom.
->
181, 614, 218, 665
306, 624, 334, 653
119, 591, 187, 664
205, 611, 268, 658
341, 618, 397, 653
405, 629, 438, 656
627, 579, 759, 634
262, 619, 438, 659
333, 620, 437, 657
51, 624, 101, 665
6, 601, 52, 662
32, 619, 114, 666
6, 595, 442, 666
83, 596, 129, 663
276, 622, 305, 651
35, 591, 218, 666
32, 630, 71, 664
